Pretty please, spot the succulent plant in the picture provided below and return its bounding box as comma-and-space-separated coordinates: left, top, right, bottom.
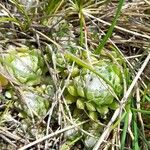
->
57, 50, 123, 149
16, 85, 53, 118
21, 91, 49, 117
4, 47, 44, 85
83, 122, 103, 149
65, 57, 122, 119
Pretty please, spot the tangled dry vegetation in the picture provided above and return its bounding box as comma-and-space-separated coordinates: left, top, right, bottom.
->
0, 0, 150, 150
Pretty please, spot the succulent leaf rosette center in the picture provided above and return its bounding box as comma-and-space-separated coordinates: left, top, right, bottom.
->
4, 47, 43, 85
66, 60, 122, 118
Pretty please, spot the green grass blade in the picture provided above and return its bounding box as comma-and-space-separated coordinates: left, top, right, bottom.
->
44, 0, 56, 15
131, 108, 150, 114
95, 0, 124, 54
79, 13, 84, 46
9, 0, 31, 29
121, 110, 130, 150
132, 107, 140, 150
42, 0, 64, 24
70, 0, 84, 46
111, 111, 126, 129
74, 0, 84, 46
0, 17, 22, 27
45, 0, 62, 15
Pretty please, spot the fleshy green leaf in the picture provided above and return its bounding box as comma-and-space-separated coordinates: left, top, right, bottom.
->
108, 101, 119, 110
86, 102, 96, 112
88, 111, 98, 121
97, 106, 109, 115
67, 85, 78, 96
76, 98, 85, 110
65, 94, 76, 104
77, 86, 85, 97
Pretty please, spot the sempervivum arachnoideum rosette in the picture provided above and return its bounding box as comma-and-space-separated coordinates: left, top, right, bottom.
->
65, 55, 122, 120
4, 47, 44, 86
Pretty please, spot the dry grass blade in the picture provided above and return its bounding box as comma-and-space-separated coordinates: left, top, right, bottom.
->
93, 52, 150, 150
83, 12, 150, 40
18, 120, 88, 150
0, 0, 150, 149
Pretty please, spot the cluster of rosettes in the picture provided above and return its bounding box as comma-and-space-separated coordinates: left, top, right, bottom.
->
64, 59, 122, 120
3, 47, 53, 118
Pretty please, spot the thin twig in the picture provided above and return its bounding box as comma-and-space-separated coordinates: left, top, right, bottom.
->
83, 11, 150, 40
18, 120, 88, 150
93, 52, 150, 150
